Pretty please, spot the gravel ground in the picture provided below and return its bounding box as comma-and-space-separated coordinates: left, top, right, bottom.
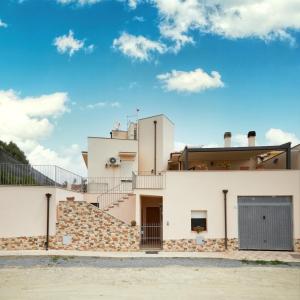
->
0, 256, 300, 268
0, 257, 299, 300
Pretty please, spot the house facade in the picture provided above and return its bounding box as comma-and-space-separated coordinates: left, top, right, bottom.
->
81, 114, 300, 252
0, 114, 299, 252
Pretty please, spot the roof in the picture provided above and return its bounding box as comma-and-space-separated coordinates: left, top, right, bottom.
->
138, 114, 174, 125
184, 143, 291, 153
179, 143, 291, 162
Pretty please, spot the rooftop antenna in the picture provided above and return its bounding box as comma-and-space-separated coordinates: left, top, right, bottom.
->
113, 121, 121, 131
126, 108, 140, 128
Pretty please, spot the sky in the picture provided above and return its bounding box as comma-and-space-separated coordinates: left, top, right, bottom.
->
0, 0, 300, 175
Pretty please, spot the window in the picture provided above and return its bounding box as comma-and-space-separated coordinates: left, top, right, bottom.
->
191, 211, 207, 232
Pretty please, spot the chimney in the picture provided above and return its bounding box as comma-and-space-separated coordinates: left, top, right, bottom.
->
224, 132, 232, 147
248, 131, 256, 147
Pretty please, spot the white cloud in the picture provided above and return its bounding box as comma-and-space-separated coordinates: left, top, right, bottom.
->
111, 101, 120, 108
0, 89, 85, 175
174, 141, 219, 151
266, 128, 300, 146
133, 16, 145, 22
0, 89, 68, 140
56, 0, 101, 5
113, 32, 167, 61
232, 134, 248, 147
154, 0, 300, 51
53, 30, 94, 57
84, 44, 95, 54
157, 68, 224, 93
86, 101, 121, 109
0, 19, 8, 28
128, 0, 140, 9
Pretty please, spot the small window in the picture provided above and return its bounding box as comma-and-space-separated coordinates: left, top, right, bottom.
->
191, 211, 207, 232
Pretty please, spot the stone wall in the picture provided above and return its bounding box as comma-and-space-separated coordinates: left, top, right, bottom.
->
0, 236, 46, 250
163, 238, 239, 252
294, 239, 300, 252
51, 200, 139, 251
0, 200, 140, 251
1, 200, 299, 252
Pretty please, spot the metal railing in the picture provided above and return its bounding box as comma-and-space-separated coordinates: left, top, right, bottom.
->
140, 224, 162, 249
95, 177, 133, 210
0, 163, 83, 192
85, 177, 132, 193
132, 171, 165, 189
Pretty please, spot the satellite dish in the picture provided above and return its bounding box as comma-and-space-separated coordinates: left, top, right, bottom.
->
109, 157, 117, 164
113, 121, 121, 130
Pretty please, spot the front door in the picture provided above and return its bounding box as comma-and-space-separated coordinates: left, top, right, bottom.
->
141, 206, 162, 249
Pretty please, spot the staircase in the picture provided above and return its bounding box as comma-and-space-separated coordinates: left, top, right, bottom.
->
96, 179, 133, 212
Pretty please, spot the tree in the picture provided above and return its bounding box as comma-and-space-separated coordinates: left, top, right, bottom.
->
0, 140, 29, 164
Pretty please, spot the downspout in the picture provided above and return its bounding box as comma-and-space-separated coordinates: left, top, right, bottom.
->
286, 142, 291, 169
184, 146, 189, 170
222, 190, 228, 250
45, 193, 52, 251
154, 120, 157, 175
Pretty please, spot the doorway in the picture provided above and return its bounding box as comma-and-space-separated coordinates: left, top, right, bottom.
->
140, 195, 163, 249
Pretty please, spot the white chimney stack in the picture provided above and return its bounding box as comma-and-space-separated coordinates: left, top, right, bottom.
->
248, 131, 256, 147
224, 132, 232, 147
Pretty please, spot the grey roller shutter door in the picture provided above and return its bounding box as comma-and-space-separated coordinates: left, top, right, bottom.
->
238, 196, 293, 251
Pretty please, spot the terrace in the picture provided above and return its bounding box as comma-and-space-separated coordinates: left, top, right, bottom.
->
168, 143, 292, 171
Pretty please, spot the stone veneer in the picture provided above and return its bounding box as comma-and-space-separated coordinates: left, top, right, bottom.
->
294, 239, 300, 252
0, 200, 140, 251
163, 238, 239, 252
0, 236, 46, 250
51, 201, 139, 251
1, 200, 299, 252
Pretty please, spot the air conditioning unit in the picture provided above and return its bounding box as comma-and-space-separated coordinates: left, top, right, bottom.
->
106, 157, 120, 167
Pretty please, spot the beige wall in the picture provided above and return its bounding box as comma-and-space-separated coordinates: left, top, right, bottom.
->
164, 171, 300, 240
138, 115, 174, 173
88, 137, 138, 178
134, 170, 300, 241
107, 195, 136, 224
0, 186, 83, 238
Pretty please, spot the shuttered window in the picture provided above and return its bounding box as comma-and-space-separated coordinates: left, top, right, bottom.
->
191, 211, 207, 232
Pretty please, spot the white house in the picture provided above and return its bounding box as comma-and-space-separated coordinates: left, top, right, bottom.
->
81, 114, 300, 252
0, 113, 299, 252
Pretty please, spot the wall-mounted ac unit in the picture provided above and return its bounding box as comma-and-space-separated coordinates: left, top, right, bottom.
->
106, 157, 120, 167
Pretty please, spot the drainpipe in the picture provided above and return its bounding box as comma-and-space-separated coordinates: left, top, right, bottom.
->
222, 190, 228, 250
286, 142, 291, 169
184, 146, 189, 170
45, 193, 52, 251
154, 120, 157, 175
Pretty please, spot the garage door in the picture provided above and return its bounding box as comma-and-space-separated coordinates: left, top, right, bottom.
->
238, 196, 293, 251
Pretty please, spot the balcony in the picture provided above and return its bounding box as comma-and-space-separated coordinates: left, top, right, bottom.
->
132, 171, 165, 189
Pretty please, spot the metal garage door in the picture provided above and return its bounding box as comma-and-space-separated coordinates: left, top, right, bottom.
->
238, 196, 293, 251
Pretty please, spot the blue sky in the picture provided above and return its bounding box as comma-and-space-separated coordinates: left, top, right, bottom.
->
0, 0, 300, 174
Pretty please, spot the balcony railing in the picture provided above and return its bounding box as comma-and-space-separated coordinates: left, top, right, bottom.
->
85, 177, 133, 194
132, 171, 165, 189
0, 163, 83, 192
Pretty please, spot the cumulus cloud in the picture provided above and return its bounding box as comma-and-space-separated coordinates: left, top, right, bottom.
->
232, 134, 248, 147
0, 19, 8, 28
154, 0, 300, 51
56, 0, 101, 5
266, 128, 300, 146
0, 90, 68, 140
113, 32, 167, 61
53, 30, 94, 57
86, 101, 121, 109
128, 0, 140, 9
0, 89, 85, 174
133, 16, 145, 22
157, 68, 224, 93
